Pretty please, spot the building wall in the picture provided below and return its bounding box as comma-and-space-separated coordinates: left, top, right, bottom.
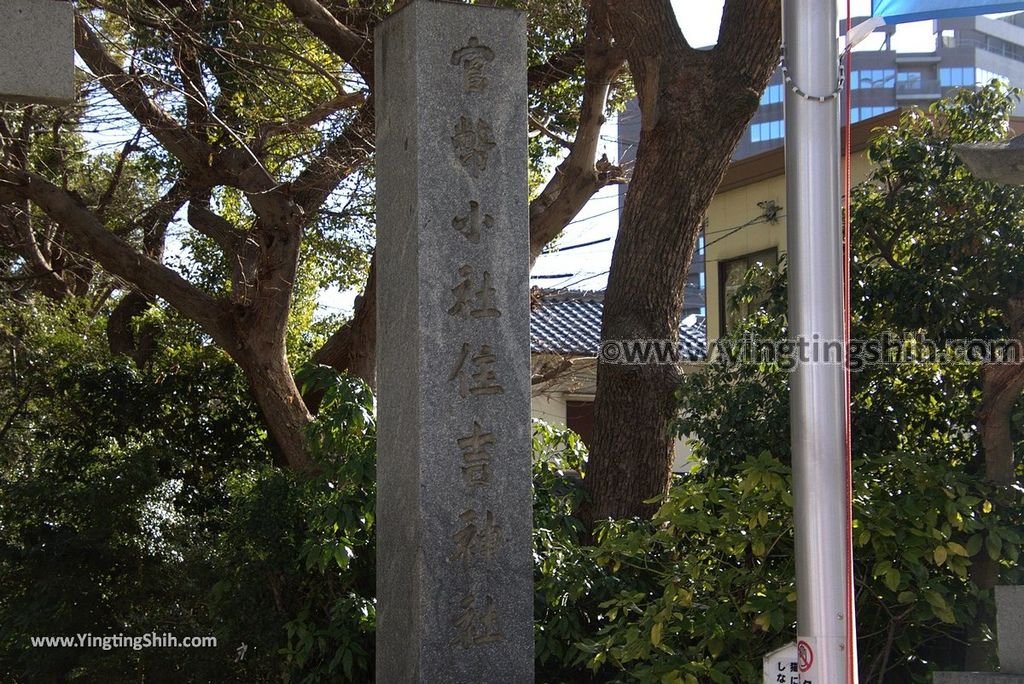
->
530, 394, 567, 426
529, 357, 700, 473
704, 147, 875, 341
704, 111, 1024, 342
730, 14, 1024, 159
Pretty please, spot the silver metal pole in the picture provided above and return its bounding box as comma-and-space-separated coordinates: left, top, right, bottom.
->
783, 1, 857, 682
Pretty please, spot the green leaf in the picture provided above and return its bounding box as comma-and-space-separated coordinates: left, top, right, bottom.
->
946, 541, 968, 557
987, 532, 1002, 561
885, 567, 901, 591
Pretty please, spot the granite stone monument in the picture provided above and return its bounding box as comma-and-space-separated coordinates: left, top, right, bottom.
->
0, 0, 74, 105
374, 1, 532, 681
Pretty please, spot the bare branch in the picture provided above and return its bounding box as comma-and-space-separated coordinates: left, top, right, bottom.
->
531, 357, 574, 386
291, 104, 374, 216
530, 114, 573, 149
255, 90, 365, 145
95, 128, 143, 221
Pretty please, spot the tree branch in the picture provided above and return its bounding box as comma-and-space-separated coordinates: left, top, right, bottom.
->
0, 169, 227, 337
528, 1, 625, 264
280, 0, 374, 85
74, 12, 213, 175
309, 255, 376, 388
187, 202, 247, 255
290, 103, 374, 216
255, 90, 365, 145
528, 44, 586, 91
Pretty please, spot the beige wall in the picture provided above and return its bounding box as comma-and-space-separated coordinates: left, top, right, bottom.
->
530, 355, 701, 474
530, 394, 567, 426
705, 150, 875, 341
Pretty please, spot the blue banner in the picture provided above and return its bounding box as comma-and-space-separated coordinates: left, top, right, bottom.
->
872, 0, 1024, 23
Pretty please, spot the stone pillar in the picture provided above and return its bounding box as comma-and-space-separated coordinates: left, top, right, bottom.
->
997, 585, 1024, 674
374, 2, 532, 682
0, 0, 74, 105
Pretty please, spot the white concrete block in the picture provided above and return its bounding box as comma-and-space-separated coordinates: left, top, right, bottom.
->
0, 0, 74, 105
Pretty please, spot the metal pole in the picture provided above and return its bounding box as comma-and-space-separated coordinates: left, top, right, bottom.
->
783, 1, 857, 682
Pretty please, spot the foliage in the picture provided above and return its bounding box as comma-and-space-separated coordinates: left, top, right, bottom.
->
531, 86, 1024, 683
208, 365, 378, 683
853, 82, 1024, 340
0, 299, 268, 682
526, 314, 1022, 683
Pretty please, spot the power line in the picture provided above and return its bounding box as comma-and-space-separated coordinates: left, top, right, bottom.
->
532, 207, 784, 294
565, 206, 619, 226
541, 237, 611, 255
530, 273, 575, 280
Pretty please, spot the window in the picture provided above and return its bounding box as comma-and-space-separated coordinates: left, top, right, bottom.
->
940, 67, 972, 87
897, 71, 922, 87
851, 68, 895, 90
750, 119, 785, 143
683, 232, 707, 319
941, 67, 1009, 88
719, 248, 779, 335
850, 105, 896, 123
760, 84, 784, 106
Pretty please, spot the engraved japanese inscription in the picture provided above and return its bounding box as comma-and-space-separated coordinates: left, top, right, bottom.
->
450, 37, 495, 93
376, 4, 529, 680
452, 593, 502, 648
449, 265, 501, 319
453, 201, 493, 244
453, 507, 502, 562
452, 116, 496, 177
448, 343, 505, 398
457, 422, 497, 487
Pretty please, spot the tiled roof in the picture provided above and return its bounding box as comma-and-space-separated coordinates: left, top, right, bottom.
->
530, 289, 707, 361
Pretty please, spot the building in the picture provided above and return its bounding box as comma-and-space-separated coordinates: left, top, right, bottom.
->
703, 110, 1024, 342
737, 13, 1024, 159
529, 289, 705, 472
617, 13, 1024, 320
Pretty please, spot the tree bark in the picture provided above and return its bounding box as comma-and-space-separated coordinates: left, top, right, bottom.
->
311, 257, 377, 388
978, 294, 1024, 487
583, 0, 782, 526
233, 342, 315, 475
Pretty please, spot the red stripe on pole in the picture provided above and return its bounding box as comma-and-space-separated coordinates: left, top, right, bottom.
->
843, 0, 857, 681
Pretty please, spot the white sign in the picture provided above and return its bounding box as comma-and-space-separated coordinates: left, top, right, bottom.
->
764, 642, 802, 684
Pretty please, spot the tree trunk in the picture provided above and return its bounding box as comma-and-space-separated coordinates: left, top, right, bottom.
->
311, 258, 378, 388
236, 346, 315, 474
583, 0, 781, 526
